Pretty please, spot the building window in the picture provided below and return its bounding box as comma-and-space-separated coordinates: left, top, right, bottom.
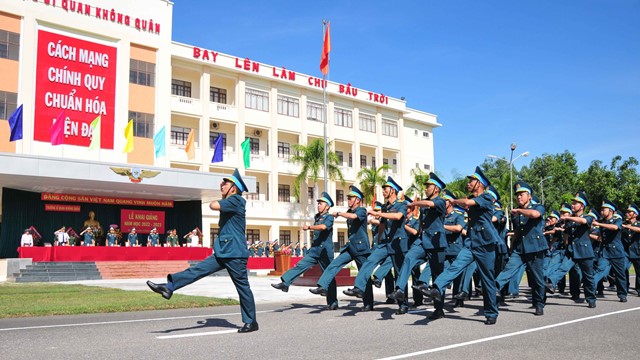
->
0, 91, 18, 120
424, 164, 431, 171
334, 108, 353, 128
336, 190, 344, 205
128, 111, 154, 138
306, 101, 325, 122
336, 151, 344, 165
129, 59, 155, 87
360, 155, 367, 168
209, 132, 227, 148
277, 141, 290, 159
210, 87, 227, 104
383, 158, 389, 165
245, 182, 259, 201
277, 95, 299, 117
392, 159, 397, 165
211, 228, 219, 246
423, 131, 430, 138
335, 232, 346, 252
308, 187, 314, 204
250, 137, 259, 155
359, 113, 376, 133
372, 157, 376, 168
0, 30, 19, 61
414, 129, 418, 136
246, 229, 260, 243
278, 184, 291, 202
382, 120, 398, 137
349, 153, 353, 167
170, 126, 191, 145
279, 230, 292, 245
245, 88, 269, 111
171, 79, 192, 97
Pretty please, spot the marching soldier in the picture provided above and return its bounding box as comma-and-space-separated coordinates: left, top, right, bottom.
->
147, 168, 258, 333
423, 166, 500, 325
495, 181, 547, 315
545, 191, 598, 308
309, 186, 374, 311
388, 172, 448, 319
593, 199, 628, 302
343, 176, 409, 315
272, 192, 338, 310
622, 203, 640, 295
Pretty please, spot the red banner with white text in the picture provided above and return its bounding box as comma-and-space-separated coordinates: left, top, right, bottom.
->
120, 209, 165, 234
33, 29, 117, 148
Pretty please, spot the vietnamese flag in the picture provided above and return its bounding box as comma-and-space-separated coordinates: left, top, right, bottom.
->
320, 22, 331, 76
371, 194, 376, 209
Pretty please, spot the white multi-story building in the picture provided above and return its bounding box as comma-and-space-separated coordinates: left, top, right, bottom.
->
0, 0, 439, 255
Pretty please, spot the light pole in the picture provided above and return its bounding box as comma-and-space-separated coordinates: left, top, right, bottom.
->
539, 176, 552, 205
487, 145, 529, 230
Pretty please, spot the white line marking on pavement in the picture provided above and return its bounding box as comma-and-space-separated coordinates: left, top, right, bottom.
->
376, 306, 640, 360
0, 309, 281, 332
156, 329, 238, 339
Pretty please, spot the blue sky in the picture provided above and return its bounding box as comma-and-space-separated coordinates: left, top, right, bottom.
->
172, 0, 639, 182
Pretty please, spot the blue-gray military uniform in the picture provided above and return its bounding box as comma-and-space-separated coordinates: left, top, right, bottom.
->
495, 181, 547, 313
149, 232, 159, 247
128, 232, 137, 246
347, 177, 408, 313
593, 199, 628, 301
279, 192, 337, 307
164, 169, 257, 326
428, 166, 499, 323
315, 186, 374, 308
371, 202, 396, 298
546, 191, 597, 307
83, 231, 95, 246
444, 202, 466, 298
623, 204, 640, 294
106, 231, 117, 246
392, 172, 448, 315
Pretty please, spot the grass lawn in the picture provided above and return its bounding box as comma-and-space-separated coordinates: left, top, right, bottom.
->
0, 283, 238, 319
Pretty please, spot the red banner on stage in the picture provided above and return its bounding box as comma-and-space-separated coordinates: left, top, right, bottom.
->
33, 29, 117, 149
121, 209, 165, 234
45, 204, 81, 212
41, 193, 174, 208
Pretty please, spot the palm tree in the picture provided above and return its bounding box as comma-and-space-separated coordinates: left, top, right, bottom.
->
357, 164, 391, 206
405, 168, 430, 199
290, 139, 345, 201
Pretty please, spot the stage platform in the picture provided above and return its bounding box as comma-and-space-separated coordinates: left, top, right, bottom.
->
17, 247, 302, 270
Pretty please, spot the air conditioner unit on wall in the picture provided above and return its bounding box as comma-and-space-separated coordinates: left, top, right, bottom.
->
254, 130, 262, 137
211, 122, 219, 130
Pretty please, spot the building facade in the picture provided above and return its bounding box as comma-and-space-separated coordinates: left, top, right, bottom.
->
0, 0, 440, 253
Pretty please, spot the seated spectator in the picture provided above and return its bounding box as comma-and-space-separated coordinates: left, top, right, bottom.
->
21, 229, 34, 247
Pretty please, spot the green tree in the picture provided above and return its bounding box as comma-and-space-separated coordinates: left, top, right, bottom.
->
519, 151, 579, 210
356, 164, 391, 206
405, 168, 430, 199
290, 139, 345, 201
481, 159, 512, 207
577, 156, 640, 209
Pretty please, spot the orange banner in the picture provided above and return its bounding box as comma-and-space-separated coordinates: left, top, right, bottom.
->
41, 193, 174, 208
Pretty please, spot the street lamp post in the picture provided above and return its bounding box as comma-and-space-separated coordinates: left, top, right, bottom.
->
487, 145, 529, 231
539, 176, 553, 205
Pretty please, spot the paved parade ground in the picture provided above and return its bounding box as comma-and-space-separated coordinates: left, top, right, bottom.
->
1, 276, 638, 360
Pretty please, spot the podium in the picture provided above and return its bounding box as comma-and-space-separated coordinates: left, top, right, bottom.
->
268, 251, 291, 276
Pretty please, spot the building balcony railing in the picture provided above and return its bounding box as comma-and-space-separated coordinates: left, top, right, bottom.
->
210, 102, 237, 121
171, 95, 202, 115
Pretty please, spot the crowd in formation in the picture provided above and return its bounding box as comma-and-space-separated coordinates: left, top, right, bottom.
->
271, 166, 640, 325
146, 167, 640, 332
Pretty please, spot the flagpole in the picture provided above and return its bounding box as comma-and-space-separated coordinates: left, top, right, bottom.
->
322, 19, 328, 195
